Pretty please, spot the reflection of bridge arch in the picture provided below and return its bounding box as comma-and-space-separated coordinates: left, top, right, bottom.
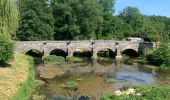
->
97, 48, 116, 58
122, 49, 139, 57
50, 49, 67, 58
26, 49, 43, 57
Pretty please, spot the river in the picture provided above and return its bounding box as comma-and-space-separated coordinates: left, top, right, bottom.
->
31, 59, 170, 100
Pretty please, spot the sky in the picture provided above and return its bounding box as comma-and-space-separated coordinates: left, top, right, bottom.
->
115, 0, 170, 17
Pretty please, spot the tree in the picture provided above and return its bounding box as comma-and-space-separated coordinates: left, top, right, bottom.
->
0, 0, 18, 64
99, 0, 115, 14
51, 0, 103, 40
0, 0, 19, 38
118, 6, 144, 37
17, 0, 54, 41
99, 0, 117, 40
51, 0, 80, 40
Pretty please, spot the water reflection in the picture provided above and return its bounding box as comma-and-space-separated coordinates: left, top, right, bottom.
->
34, 59, 170, 100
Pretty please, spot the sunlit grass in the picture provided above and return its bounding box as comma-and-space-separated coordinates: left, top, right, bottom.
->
0, 53, 34, 100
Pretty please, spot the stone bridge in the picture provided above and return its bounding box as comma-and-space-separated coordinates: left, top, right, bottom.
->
15, 40, 141, 59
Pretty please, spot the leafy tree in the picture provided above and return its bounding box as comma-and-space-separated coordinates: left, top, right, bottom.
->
101, 15, 124, 39
17, 0, 54, 41
146, 40, 170, 67
51, 0, 103, 40
76, 0, 103, 40
0, 0, 19, 38
118, 6, 145, 37
0, 0, 18, 64
99, 0, 115, 14
51, 0, 80, 40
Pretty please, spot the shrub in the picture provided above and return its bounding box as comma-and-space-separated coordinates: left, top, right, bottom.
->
145, 40, 170, 67
0, 34, 14, 65
43, 55, 65, 62
102, 85, 170, 100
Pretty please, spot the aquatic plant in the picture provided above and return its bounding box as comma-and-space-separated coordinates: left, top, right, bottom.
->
44, 55, 65, 62
67, 57, 83, 62
62, 81, 77, 90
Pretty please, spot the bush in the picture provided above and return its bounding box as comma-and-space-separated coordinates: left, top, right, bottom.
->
43, 55, 65, 62
145, 41, 170, 67
102, 85, 170, 100
0, 34, 14, 64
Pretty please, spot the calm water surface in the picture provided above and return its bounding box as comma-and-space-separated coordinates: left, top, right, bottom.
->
33, 59, 170, 100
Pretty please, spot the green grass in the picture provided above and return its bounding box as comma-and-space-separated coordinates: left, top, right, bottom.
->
11, 56, 35, 100
44, 55, 65, 62
67, 57, 83, 62
61, 81, 77, 90
101, 85, 170, 100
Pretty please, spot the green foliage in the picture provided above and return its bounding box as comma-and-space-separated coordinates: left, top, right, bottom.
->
51, 0, 104, 40
14, 0, 170, 41
102, 94, 140, 100
145, 40, 170, 67
68, 57, 83, 62
102, 85, 170, 100
0, 0, 19, 38
118, 6, 145, 37
99, 0, 115, 14
62, 81, 77, 90
0, 0, 18, 64
44, 55, 65, 62
0, 34, 14, 64
124, 85, 170, 100
17, 0, 54, 41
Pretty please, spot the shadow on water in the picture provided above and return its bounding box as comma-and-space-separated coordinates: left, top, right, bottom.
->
32, 58, 170, 100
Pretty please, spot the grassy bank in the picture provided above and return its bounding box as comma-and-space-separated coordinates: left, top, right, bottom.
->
102, 85, 170, 100
0, 53, 35, 100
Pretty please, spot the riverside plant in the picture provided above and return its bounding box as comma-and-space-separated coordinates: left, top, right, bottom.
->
44, 55, 65, 62
102, 85, 170, 100
61, 81, 77, 90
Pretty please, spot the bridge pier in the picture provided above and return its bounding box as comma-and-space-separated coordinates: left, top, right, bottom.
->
92, 51, 98, 59
67, 49, 73, 58
115, 49, 122, 60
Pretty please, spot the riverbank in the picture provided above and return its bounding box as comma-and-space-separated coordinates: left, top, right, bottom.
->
102, 85, 170, 100
0, 53, 35, 100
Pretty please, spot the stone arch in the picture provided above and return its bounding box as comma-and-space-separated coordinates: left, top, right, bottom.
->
50, 49, 67, 58
122, 49, 139, 58
73, 48, 92, 58
97, 48, 116, 58
26, 49, 43, 58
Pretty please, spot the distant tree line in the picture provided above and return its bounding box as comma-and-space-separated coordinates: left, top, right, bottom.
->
16, 0, 170, 41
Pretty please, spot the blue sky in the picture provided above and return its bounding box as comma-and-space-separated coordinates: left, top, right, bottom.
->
115, 0, 170, 17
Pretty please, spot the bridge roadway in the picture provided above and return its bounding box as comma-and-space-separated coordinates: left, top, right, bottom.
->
15, 40, 140, 59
